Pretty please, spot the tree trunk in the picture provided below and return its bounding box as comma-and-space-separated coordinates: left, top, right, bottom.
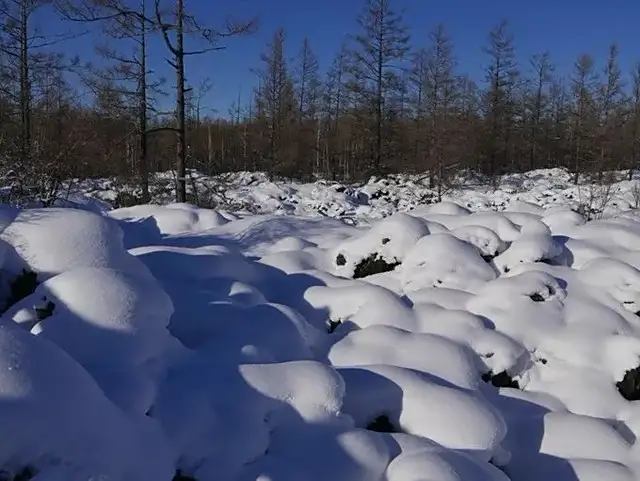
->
175, 0, 187, 202
19, 1, 31, 164
375, 11, 383, 173
138, 0, 150, 202
207, 124, 213, 172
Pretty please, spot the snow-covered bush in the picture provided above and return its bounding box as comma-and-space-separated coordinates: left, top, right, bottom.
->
332, 213, 431, 278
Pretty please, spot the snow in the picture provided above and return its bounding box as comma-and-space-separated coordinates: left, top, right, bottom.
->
401, 233, 497, 292
339, 364, 506, 454
70, 167, 640, 223
4, 167, 640, 480
0, 322, 173, 481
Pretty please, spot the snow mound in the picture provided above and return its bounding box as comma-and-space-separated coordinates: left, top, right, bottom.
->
401, 233, 497, 292
6, 267, 173, 412
0, 322, 173, 481
5, 171, 640, 481
111, 203, 229, 235
387, 449, 510, 481
1, 208, 144, 280
332, 213, 431, 278
340, 364, 506, 454
329, 325, 480, 389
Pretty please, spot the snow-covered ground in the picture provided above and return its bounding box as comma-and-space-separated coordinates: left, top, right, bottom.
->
2, 171, 640, 480
74, 168, 640, 223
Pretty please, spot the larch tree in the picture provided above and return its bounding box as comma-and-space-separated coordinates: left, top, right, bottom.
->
0, 0, 55, 164
424, 24, 456, 197
155, 0, 254, 202
483, 20, 519, 177
527, 51, 554, 170
295, 37, 320, 120
0, 0, 78, 201
323, 41, 349, 178
597, 44, 624, 177
294, 37, 321, 175
629, 63, 640, 179
570, 54, 598, 183
56, 0, 159, 202
255, 28, 295, 174
349, 0, 409, 174
409, 47, 428, 168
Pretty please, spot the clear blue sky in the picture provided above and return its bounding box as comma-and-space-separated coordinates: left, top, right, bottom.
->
42, 0, 640, 118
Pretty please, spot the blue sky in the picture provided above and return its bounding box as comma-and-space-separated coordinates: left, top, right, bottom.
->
42, 0, 640, 118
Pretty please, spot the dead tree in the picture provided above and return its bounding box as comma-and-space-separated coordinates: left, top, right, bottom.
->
155, 0, 254, 202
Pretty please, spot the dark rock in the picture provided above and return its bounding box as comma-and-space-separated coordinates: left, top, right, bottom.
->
336, 254, 347, 266
114, 191, 143, 208
366, 414, 398, 433
617, 366, 640, 401
34, 298, 55, 321
0, 468, 36, 481
381, 237, 390, 245
482, 254, 496, 263
353, 254, 400, 279
482, 371, 519, 389
173, 471, 196, 481
370, 189, 389, 200
529, 293, 545, 302
4, 269, 38, 313
327, 319, 342, 334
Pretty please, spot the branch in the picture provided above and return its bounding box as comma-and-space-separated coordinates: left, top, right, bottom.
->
155, 0, 178, 55
146, 126, 180, 135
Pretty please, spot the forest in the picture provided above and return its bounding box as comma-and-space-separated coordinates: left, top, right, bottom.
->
1, 0, 639, 203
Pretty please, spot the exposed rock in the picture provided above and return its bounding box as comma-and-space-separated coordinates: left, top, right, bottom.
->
617, 366, 640, 401
327, 319, 342, 334
173, 471, 196, 481
482, 371, 520, 389
366, 414, 398, 433
353, 254, 400, 279
4, 269, 38, 313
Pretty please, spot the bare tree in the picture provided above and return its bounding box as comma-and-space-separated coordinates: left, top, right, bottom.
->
0, 0, 81, 202
629, 63, 640, 179
570, 54, 598, 184
0, 0, 58, 163
349, 0, 409, 174
155, 0, 254, 202
295, 37, 320, 120
254, 28, 295, 173
483, 20, 519, 178
596, 44, 624, 179
424, 24, 456, 198
527, 51, 554, 170
57, 0, 162, 202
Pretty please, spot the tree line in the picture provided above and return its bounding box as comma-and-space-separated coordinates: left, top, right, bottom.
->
1, 0, 639, 204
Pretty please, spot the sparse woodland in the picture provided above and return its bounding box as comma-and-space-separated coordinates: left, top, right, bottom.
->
1, 0, 640, 204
